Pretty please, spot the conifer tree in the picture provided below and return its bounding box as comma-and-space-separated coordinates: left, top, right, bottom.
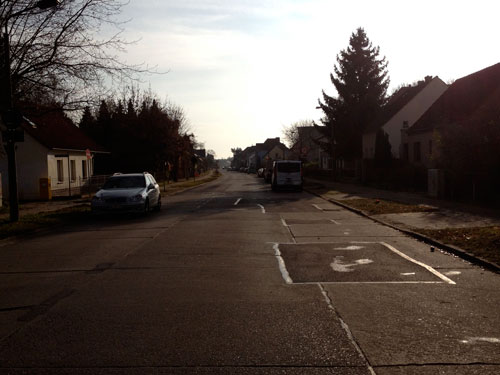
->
317, 28, 389, 162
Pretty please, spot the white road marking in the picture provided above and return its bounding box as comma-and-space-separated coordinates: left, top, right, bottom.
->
381, 242, 456, 285
233, 198, 242, 206
318, 284, 376, 375
330, 219, 341, 225
273, 243, 293, 284
257, 204, 266, 214
295, 281, 444, 285
444, 271, 461, 276
312, 204, 323, 211
401, 272, 416, 276
281, 218, 288, 227
334, 245, 364, 250
331, 257, 374, 272
460, 337, 500, 344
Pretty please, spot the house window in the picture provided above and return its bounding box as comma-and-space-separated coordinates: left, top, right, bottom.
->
57, 160, 64, 183
70, 160, 76, 182
82, 160, 87, 179
414, 142, 421, 162
403, 143, 409, 160
429, 140, 433, 155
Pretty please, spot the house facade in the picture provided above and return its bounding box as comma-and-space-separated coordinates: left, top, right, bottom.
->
403, 63, 500, 168
363, 76, 448, 160
0, 111, 107, 200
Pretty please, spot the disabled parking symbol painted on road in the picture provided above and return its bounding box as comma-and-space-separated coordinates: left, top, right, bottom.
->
330, 257, 374, 272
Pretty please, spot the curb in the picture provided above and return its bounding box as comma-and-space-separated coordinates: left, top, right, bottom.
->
305, 187, 500, 275
163, 173, 221, 196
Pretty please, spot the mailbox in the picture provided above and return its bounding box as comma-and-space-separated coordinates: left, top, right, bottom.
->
39, 177, 52, 200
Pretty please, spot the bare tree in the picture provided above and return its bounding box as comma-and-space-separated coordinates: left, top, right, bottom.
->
2, 0, 147, 111
282, 119, 314, 148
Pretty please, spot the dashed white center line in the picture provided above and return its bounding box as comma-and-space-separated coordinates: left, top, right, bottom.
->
234, 198, 242, 206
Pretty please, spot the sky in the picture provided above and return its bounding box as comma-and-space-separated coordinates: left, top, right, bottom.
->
118, 0, 500, 158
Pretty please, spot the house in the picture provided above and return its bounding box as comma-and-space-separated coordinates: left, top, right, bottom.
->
402, 63, 500, 168
362, 76, 448, 160
0, 110, 107, 200
260, 137, 289, 167
289, 126, 330, 167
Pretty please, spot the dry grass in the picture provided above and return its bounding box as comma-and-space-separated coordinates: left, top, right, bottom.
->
417, 226, 500, 266
0, 205, 91, 239
338, 198, 437, 215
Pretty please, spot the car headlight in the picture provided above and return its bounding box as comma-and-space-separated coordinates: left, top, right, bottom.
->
128, 194, 144, 203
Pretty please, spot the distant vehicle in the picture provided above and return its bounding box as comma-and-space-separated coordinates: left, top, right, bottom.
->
271, 160, 303, 191
91, 172, 161, 214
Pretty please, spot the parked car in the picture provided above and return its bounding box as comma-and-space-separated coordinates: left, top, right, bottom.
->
271, 160, 303, 191
91, 172, 161, 214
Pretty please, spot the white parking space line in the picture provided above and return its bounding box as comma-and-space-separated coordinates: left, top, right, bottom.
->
271, 241, 457, 285
273, 243, 293, 284
233, 198, 242, 206
281, 218, 288, 227
296, 281, 444, 285
257, 204, 266, 214
381, 242, 456, 285
312, 204, 323, 211
330, 219, 341, 225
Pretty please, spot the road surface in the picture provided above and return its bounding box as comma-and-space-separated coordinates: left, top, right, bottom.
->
0, 170, 499, 374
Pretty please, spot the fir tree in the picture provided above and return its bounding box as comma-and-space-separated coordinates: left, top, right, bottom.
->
317, 27, 389, 162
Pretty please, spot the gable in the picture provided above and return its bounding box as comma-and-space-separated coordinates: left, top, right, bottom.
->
409, 63, 500, 134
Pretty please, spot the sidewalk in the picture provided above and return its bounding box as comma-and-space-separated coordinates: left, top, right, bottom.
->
0, 171, 219, 221
305, 177, 500, 272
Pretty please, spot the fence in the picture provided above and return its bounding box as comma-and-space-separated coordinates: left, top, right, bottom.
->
51, 175, 111, 198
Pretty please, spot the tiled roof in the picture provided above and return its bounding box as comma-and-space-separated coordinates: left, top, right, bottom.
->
20, 110, 107, 153
365, 77, 434, 133
408, 63, 500, 134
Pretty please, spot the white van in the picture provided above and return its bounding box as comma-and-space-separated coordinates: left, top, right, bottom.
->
271, 160, 303, 191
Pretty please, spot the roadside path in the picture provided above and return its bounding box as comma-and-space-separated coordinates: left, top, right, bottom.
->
0, 171, 219, 220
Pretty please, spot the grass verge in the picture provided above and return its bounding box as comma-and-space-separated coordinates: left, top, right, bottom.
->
0, 205, 91, 240
337, 198, 437, 215
416, 226, 500, 266
160, 170, 221, 195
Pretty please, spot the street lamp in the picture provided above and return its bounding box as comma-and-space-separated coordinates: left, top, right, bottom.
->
0, 0, 61, 222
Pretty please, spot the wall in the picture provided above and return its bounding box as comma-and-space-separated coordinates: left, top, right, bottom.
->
401, 130, 436, 168
384, 77, 448, 158
0, 132, 49, 200
363, 77, 448, 160
48, 151, 93, 197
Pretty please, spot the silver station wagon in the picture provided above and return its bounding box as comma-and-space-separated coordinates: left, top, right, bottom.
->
91, 172, 161, 214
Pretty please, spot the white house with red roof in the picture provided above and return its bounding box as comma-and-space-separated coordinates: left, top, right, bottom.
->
0, 110, 107, 200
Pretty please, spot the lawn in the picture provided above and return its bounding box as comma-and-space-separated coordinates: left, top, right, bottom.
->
0, 205, 91, 239
337, 198, 437, 215
417, 226, 500, 266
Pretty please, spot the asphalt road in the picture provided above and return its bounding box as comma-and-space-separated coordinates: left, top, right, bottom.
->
0, 170, 499, 374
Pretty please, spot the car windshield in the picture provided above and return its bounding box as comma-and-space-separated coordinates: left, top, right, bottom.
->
102, 176, 146, 189
277, 163, 300, 173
